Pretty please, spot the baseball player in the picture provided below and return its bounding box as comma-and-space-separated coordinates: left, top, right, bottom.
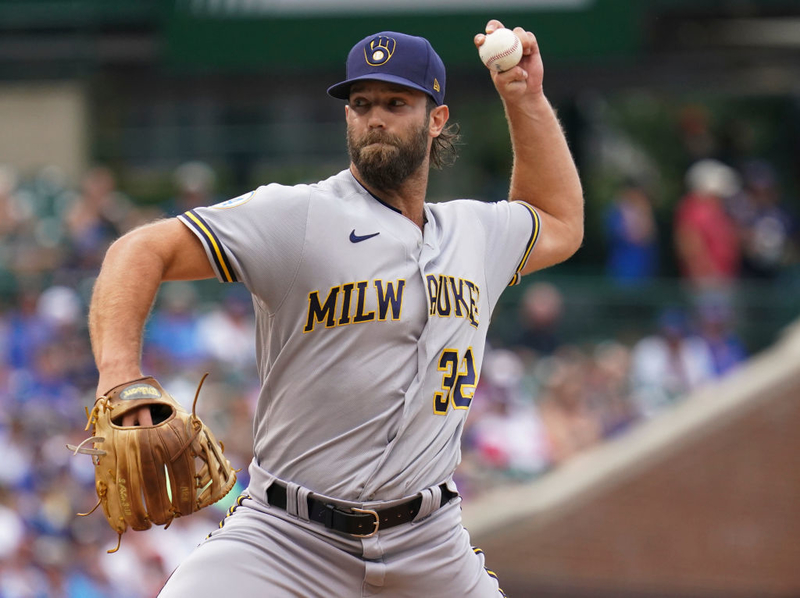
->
88, 20, 583, 597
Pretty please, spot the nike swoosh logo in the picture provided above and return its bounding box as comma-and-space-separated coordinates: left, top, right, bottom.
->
349, 230, 380, 243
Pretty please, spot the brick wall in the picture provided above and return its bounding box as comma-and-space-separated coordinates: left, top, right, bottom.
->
475, 373, 800, 598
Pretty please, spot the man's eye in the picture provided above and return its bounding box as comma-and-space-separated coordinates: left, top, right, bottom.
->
389, 99, 406, 107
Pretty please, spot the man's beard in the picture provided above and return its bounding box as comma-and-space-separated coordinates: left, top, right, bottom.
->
347, 123, 429, 192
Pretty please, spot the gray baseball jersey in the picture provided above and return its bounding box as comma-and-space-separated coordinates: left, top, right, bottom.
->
178, 169, 539, 503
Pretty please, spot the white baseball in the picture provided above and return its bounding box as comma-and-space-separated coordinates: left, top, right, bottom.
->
479, 28, 523, 72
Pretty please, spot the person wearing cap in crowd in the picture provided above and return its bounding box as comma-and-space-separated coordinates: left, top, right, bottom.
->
630, 307, 715, 417
674, 159, 742, 289
164, 161, 219, 216
89, 21, 583, 596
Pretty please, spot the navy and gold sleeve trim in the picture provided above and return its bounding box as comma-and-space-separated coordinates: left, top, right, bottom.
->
205, 494, 249, 541
179, 209, 238, 283
508, 202, 542, 286
473, 546, 507, 596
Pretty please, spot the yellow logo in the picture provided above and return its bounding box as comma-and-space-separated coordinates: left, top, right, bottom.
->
433, 78, 441, 93
365, 36, 396, 66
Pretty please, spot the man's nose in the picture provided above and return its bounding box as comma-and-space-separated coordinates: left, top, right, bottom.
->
367, 107, 387, 128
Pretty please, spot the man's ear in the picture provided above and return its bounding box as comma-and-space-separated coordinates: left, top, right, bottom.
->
429, 104, 449, 137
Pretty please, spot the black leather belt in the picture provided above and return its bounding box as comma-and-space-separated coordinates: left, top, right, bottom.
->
266, 482, 457, 538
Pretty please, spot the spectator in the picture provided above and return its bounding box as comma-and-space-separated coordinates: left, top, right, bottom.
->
728, 159, 798, 280
695, 294, 747, 376
466, 349, 551, 481
674, 159, 742, 289
198, 286, 256, 378
144, 282, 209, 372
0, 488, 25, 561
630, 308, 715, 417
512, 281, 564, 356
5, 288, 53, 376
0, 165, 23, 238
537, 347, 603, 464
64, 166, 133, 272
0, 418, 33, 493
165, 161, 218, 216
604, 180, 659, 284
587, 341, 638, 437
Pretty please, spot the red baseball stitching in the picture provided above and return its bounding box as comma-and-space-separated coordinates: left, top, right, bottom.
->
486, 35, 520, 69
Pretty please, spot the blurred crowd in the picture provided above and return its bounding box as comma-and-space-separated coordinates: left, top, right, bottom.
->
0, 146, 796, 596
604, 157, 798, 288
456, 278, 752, 493
0, 163, 258, 597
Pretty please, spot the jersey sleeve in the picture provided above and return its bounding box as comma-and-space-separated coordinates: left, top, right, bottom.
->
177, 184, 310, 311
476, 199, 542, 304
505, 201, 542, 286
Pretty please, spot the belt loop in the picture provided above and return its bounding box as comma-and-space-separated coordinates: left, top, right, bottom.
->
296, 486, 311, 521
286, 482, 301, 518
263, 475, 278, 507
413, 485, 441, 522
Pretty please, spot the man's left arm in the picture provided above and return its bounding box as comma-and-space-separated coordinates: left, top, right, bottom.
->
476, 20, 584, 275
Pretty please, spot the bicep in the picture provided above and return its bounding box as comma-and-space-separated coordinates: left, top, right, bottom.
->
519, 208, 583, 275
130, 218, 215, 281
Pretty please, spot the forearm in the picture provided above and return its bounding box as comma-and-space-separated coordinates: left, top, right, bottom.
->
506, 93, 583, 242
89, 234, 165, 394
88, 218, 215, 395
476, 21, 584, 272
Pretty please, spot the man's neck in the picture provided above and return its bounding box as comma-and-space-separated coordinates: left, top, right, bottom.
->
350, 164, 428, 230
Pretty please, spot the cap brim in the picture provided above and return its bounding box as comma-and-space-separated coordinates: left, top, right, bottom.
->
327, 74, 439, 103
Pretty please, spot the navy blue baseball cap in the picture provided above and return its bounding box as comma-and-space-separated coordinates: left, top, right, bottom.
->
327, 32, 446, 105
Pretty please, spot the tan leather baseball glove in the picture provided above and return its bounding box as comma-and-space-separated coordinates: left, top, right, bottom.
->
68, 374, 237, 552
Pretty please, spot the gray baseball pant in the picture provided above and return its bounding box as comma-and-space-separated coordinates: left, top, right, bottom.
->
158, 491, 505, 597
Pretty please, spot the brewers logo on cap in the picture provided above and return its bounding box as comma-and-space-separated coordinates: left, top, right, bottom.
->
327, 31, 446, 105
365, 36, 396, 66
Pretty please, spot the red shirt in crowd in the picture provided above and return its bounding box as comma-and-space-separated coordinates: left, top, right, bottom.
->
674, 192, 740, 283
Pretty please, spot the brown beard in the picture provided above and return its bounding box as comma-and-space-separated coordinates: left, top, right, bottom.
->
347, 122, 429, 192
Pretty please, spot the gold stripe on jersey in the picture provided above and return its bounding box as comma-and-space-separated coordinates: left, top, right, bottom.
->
508, 202, 542, 286
472, 545, 506, 596
205, 494, 249, 540
184, 211, 236, 283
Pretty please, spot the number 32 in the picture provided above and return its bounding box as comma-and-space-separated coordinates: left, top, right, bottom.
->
433, 348, 476, 415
